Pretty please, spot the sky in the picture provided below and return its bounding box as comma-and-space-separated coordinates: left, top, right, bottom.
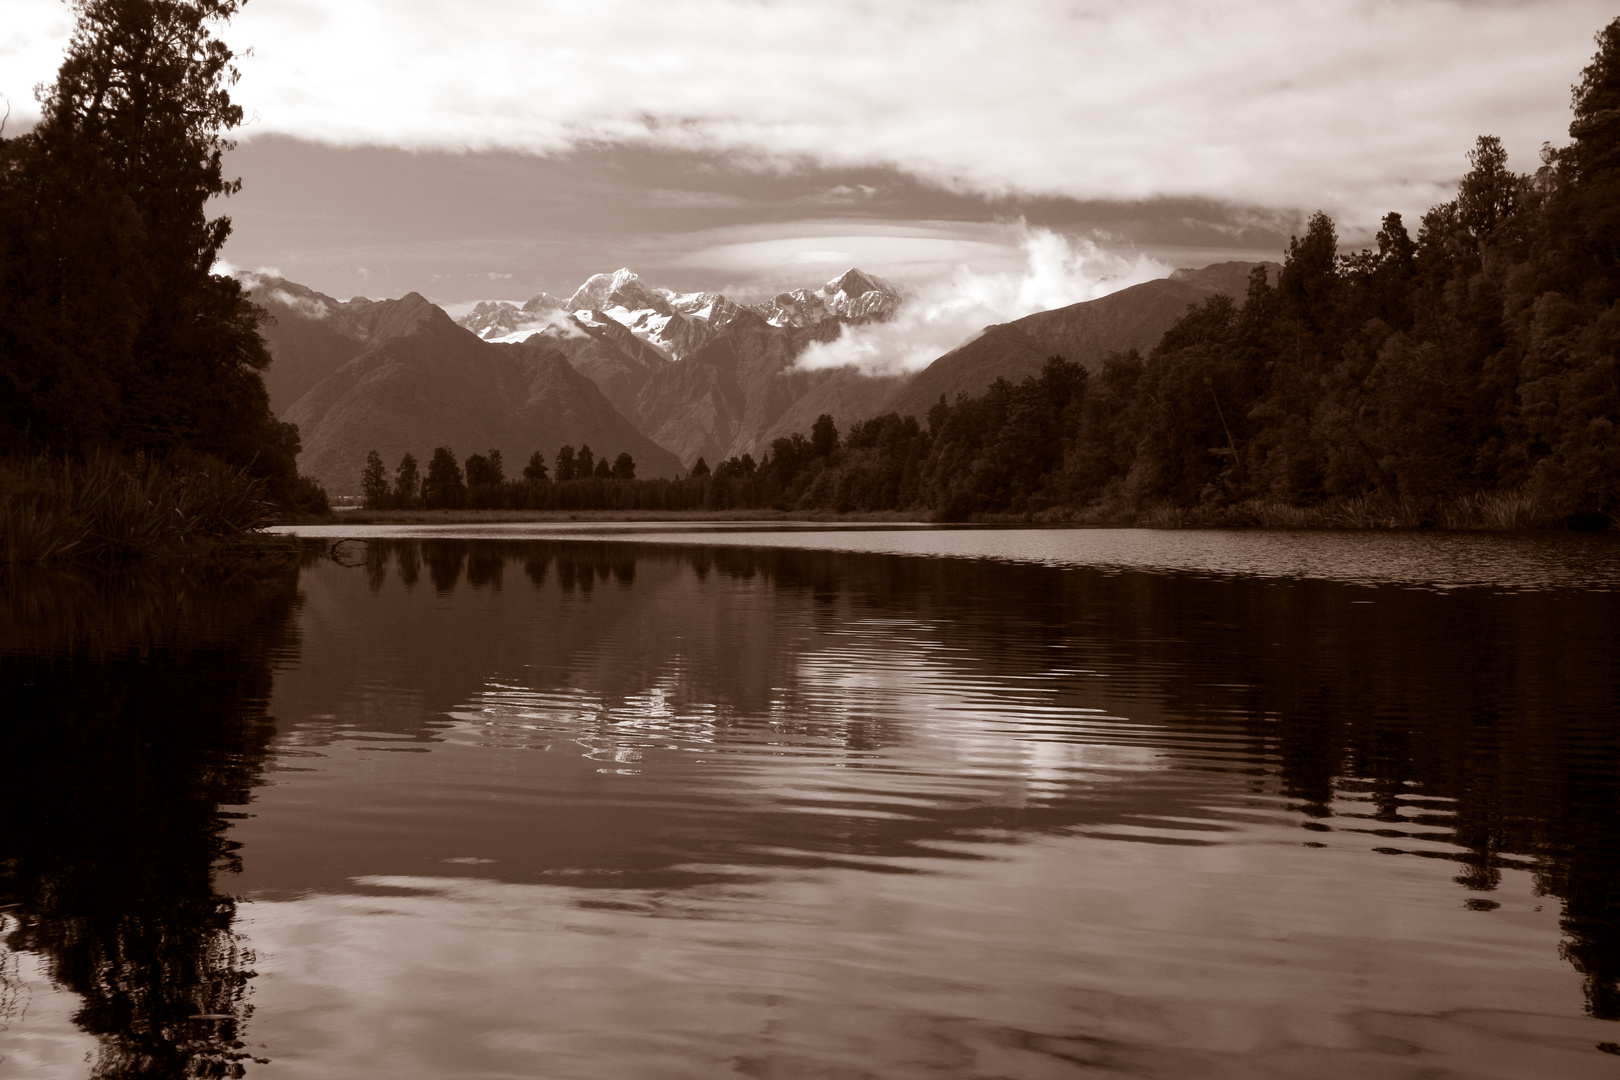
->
3, 0, 1615, 320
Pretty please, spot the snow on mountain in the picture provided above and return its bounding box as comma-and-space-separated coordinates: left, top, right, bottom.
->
455, 268, 897, 360
756, 269, 901, 328
460, 300, 530, 338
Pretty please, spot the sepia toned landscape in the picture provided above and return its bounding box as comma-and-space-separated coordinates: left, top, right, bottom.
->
3, 3, 1619, 1078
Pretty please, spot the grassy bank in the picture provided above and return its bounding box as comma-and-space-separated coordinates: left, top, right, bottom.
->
1, 453, 279, 563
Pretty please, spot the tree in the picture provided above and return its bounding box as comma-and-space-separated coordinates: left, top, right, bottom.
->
0, 0, 303, 495
554, 445, 576, 482
576, 444, 595, 477
360, 450, 389, 506
424, 446, 465, 509
690, 457, 711, 478
811, 414, 840, 458
394, 452, 420, 506
1277, 210, 1340, 333
1558, 17, 1620, 296
465, 451, 500, 489
1456, 135, 1523, 243
593, 457, 612, 479
611, 452, 636, 480
523, 450, 549, 483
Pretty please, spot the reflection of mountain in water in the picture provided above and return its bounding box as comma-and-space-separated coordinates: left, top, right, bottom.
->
0, 562, 303, 1078
273, 538, 1620, 1021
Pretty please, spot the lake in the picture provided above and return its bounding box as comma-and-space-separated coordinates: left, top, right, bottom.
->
3, 526, 1618, 1079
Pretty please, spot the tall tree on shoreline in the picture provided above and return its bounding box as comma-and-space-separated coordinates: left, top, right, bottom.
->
0, 0, 304, 496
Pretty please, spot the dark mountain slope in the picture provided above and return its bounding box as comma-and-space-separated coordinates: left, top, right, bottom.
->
629, 310, 891, 466
885, 262, 1277, 420
282, 295, 681, 492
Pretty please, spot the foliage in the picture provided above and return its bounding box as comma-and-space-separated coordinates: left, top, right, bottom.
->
394, 452, 420, 504
361, 450, 389, 505
0, 0, 322, 519
1, 450, 276, 563
423, 446, 466, 509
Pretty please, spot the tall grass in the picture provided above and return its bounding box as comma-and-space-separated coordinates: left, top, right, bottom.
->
0, 452, 275, 563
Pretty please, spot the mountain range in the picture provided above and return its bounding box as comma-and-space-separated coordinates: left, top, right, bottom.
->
249, 261, 1274, 494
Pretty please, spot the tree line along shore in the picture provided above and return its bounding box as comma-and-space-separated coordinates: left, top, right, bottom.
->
7, 4, 1620, 563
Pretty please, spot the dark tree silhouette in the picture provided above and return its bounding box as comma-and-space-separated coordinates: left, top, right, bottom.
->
360, 450, 388, 506
394, 452, 420, 506
0, 0, 308, 501
523, 450, 549, 483
424, 446, 465, 509
811, 413, 840, 459
465, 450, 502, 489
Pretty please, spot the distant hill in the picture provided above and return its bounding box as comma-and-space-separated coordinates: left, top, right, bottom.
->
885, 262, 1278, 420
244, 277, 367, 415
276, 293, 683, 493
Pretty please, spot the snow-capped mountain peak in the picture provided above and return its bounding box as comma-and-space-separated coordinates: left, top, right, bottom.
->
756, 269, 901, 328
458, 267, 899, 357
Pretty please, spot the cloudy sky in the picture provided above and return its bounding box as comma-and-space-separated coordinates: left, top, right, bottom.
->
3, 0, 1614, 314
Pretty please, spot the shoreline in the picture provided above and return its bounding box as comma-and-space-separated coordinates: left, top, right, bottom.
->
282, 504, 1618, 531
312, 508, 927, 526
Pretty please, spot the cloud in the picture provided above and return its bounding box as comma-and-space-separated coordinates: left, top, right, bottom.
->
0, 0, 73, 130
676, 221, 1024, 283
269, 288, 332, 320
6, 1, 1611, 231
227, 0, 1611, 225
642, 188, 751, 209
483, 308, 593, 343
795, 227, 1170, 377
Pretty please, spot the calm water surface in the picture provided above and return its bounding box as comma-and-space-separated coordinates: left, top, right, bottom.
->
3, 528, 1618, 1079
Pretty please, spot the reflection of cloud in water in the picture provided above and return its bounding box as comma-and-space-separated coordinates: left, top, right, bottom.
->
457, 620, 1161, 805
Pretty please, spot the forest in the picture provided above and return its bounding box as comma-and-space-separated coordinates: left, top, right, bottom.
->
363, 22, 1620, 528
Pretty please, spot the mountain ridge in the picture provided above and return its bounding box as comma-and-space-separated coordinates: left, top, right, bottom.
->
257, 286, 684, 492
884, 261, 1279, 420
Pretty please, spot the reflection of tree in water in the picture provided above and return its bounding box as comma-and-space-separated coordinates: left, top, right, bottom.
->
349, 538, 1620, 1020
0, 561, 301, 1077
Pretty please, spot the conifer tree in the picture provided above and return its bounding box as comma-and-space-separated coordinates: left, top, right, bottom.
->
394, 452, 420, 506
360, 450, 389, 506
424, 447, 465, 509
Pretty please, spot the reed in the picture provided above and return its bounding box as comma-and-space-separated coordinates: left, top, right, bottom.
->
0, 452, 275, 563
1442, 488, 1548, 530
